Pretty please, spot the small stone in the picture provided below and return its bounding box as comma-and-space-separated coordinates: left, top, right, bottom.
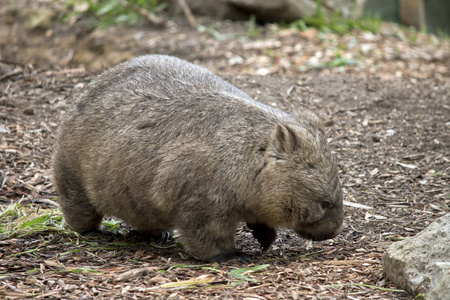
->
0, 125, 10, 133
385, 129, 395, 137
323, 119, 334, 126
23, 108, 34, 115
228, 55, 244, 66
372, 135, 381, 142
255, 68, 270, 76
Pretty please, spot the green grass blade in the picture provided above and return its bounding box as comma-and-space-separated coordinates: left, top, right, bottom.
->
229, 264, 269, 282
68, 267, 101, 274
19, 214, 51, 228
6, 248, 39, 258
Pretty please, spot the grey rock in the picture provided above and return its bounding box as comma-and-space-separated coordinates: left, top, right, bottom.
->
168, 0, 367, 22
228, 0, 367, 22
382, 213, 450, 296
427, 262, 450, 300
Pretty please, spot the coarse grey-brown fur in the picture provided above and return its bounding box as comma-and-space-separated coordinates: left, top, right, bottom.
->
52, 55, 343, 262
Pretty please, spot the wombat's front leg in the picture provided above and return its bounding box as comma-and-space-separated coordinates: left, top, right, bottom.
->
247, 223, 277, 251
178, 216, 250, 263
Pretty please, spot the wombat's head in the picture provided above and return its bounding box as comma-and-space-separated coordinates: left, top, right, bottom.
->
258, 110, 343, 241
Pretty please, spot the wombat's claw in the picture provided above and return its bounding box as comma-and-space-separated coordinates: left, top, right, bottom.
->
126, 230, 173, 243
155, 231, 173, 243
211, 251, 252, 263
247, 223, 277, 251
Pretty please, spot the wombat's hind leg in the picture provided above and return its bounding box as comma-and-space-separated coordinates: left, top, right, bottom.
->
247, 223, 277, 251
56, 182, 103, 233
60, 196, 103, 233
54, 153, 103, 233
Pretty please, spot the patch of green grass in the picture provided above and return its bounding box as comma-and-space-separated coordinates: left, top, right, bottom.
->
323, 54, 361, 68
248, 14, 263, 39
0, 200, 67, 239
408, 26, 419, 43
196, 24, 237, 41
101, 219, 126, 234
0, 200, 130, 241
64, 0, 166, 28
288, 0, 381, 35
229, 264, 270, 284
437, 29, 450, 40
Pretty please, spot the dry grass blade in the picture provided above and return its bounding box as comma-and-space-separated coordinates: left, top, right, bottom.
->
160, 275, 216, 288
115, 266, 159, 282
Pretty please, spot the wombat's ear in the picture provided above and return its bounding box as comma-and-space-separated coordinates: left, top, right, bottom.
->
269, 124, 300, 155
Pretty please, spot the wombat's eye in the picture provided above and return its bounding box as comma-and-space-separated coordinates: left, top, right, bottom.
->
321, 201, 330, 210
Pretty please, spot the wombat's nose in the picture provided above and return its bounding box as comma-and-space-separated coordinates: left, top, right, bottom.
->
297, 213, 343, 241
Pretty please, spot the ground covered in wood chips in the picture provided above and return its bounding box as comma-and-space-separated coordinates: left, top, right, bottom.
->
1, 2, 450, 299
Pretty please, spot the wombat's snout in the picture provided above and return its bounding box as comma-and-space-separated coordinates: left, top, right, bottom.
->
297, 222, 342, 241
296, 200, 344, 241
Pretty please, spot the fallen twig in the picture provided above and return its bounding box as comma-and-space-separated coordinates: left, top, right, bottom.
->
30, 198, 60, 207
177, 0, 197, 28
0, 59, 25, 67
115, 266, 159, 282
0, 69, 23, 82
343, 200, 374, 210
117, 0, 165, 26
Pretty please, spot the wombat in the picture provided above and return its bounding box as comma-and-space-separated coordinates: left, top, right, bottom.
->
52, 55, 343, 262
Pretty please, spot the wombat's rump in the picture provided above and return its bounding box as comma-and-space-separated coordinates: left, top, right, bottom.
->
52, 55, 343, 262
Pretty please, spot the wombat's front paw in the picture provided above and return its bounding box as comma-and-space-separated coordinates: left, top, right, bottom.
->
211, 251, 252, 263
247, 223, 277, 251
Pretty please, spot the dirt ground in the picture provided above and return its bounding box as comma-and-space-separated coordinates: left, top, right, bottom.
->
1, 2, 450, 299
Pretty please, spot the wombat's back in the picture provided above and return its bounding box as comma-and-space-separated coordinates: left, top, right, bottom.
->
66, 55, 289, 145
